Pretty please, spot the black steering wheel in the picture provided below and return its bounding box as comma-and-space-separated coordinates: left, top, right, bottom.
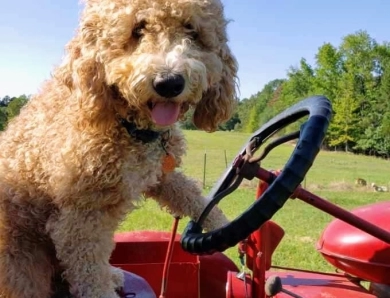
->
181, 95, 332, 254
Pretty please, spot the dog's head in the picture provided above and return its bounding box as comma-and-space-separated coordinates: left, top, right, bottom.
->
60, 0, 238, 131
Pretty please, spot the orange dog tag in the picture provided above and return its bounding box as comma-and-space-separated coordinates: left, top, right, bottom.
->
162, 153, 176, 173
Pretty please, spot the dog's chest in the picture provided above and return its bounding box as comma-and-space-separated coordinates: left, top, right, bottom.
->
119, 141, 168, 196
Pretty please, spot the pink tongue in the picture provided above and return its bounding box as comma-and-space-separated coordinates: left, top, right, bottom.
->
151, 102, 181, 126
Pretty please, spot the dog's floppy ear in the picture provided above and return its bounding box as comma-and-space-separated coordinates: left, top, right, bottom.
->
193, 45, 238, 132
54, 17, 113, 128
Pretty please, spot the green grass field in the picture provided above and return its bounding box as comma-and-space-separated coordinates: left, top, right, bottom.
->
118, 130, 390, 272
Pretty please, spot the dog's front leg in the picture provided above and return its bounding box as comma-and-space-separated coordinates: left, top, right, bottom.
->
47, 207, 121, 298
148, 171, 229, 231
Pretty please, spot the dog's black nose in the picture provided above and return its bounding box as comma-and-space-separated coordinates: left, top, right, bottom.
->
152, 74, 185, 98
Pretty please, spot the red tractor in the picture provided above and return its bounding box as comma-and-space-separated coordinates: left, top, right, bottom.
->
64, 96, 390, 297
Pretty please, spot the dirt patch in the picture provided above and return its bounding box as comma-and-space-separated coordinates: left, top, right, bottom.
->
328, 181, 354, 191
305, 183, 325, 191
239, 179, 259, 189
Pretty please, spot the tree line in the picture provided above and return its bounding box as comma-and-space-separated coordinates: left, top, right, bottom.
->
3, 30, 390, 157
236, 30, 390, 157
0, 95, 29, 131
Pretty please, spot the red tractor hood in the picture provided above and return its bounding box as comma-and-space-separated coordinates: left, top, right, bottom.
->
317, 201, 390, 284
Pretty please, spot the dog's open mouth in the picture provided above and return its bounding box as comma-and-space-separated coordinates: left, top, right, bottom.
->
148, 101, 181, 126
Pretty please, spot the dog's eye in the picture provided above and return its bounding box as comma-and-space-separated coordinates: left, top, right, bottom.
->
184, 23, 198, 40
132, 21, 147, 39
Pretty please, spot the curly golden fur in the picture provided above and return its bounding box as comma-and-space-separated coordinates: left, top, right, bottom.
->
0, 0, 238, 297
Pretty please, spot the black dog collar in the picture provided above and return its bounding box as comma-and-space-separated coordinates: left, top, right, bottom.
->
120, 118, 161, 143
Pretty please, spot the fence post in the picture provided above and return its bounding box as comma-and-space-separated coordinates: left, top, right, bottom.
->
203, 151, 207, 189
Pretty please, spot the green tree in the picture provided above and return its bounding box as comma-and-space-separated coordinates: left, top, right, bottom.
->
0, 96, 11, 106
324, 31, 382, 152
245, 79, 284, 132
313, 43, 343, 101
219, 112, 241, 131
276, 58, 315, 114
353, 41, 390, 154
0, 108, 7, 131
329, 72, 360, 151
6, 95, 28, 120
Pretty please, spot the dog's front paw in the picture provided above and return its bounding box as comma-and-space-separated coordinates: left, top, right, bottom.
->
203, 207, 229, 231
110, 266, 125, 290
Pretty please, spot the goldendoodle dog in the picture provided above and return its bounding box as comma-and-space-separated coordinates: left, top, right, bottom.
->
0, 0, 237, 297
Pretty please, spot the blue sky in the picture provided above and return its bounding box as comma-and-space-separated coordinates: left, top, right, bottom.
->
1, 0, 389, 99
